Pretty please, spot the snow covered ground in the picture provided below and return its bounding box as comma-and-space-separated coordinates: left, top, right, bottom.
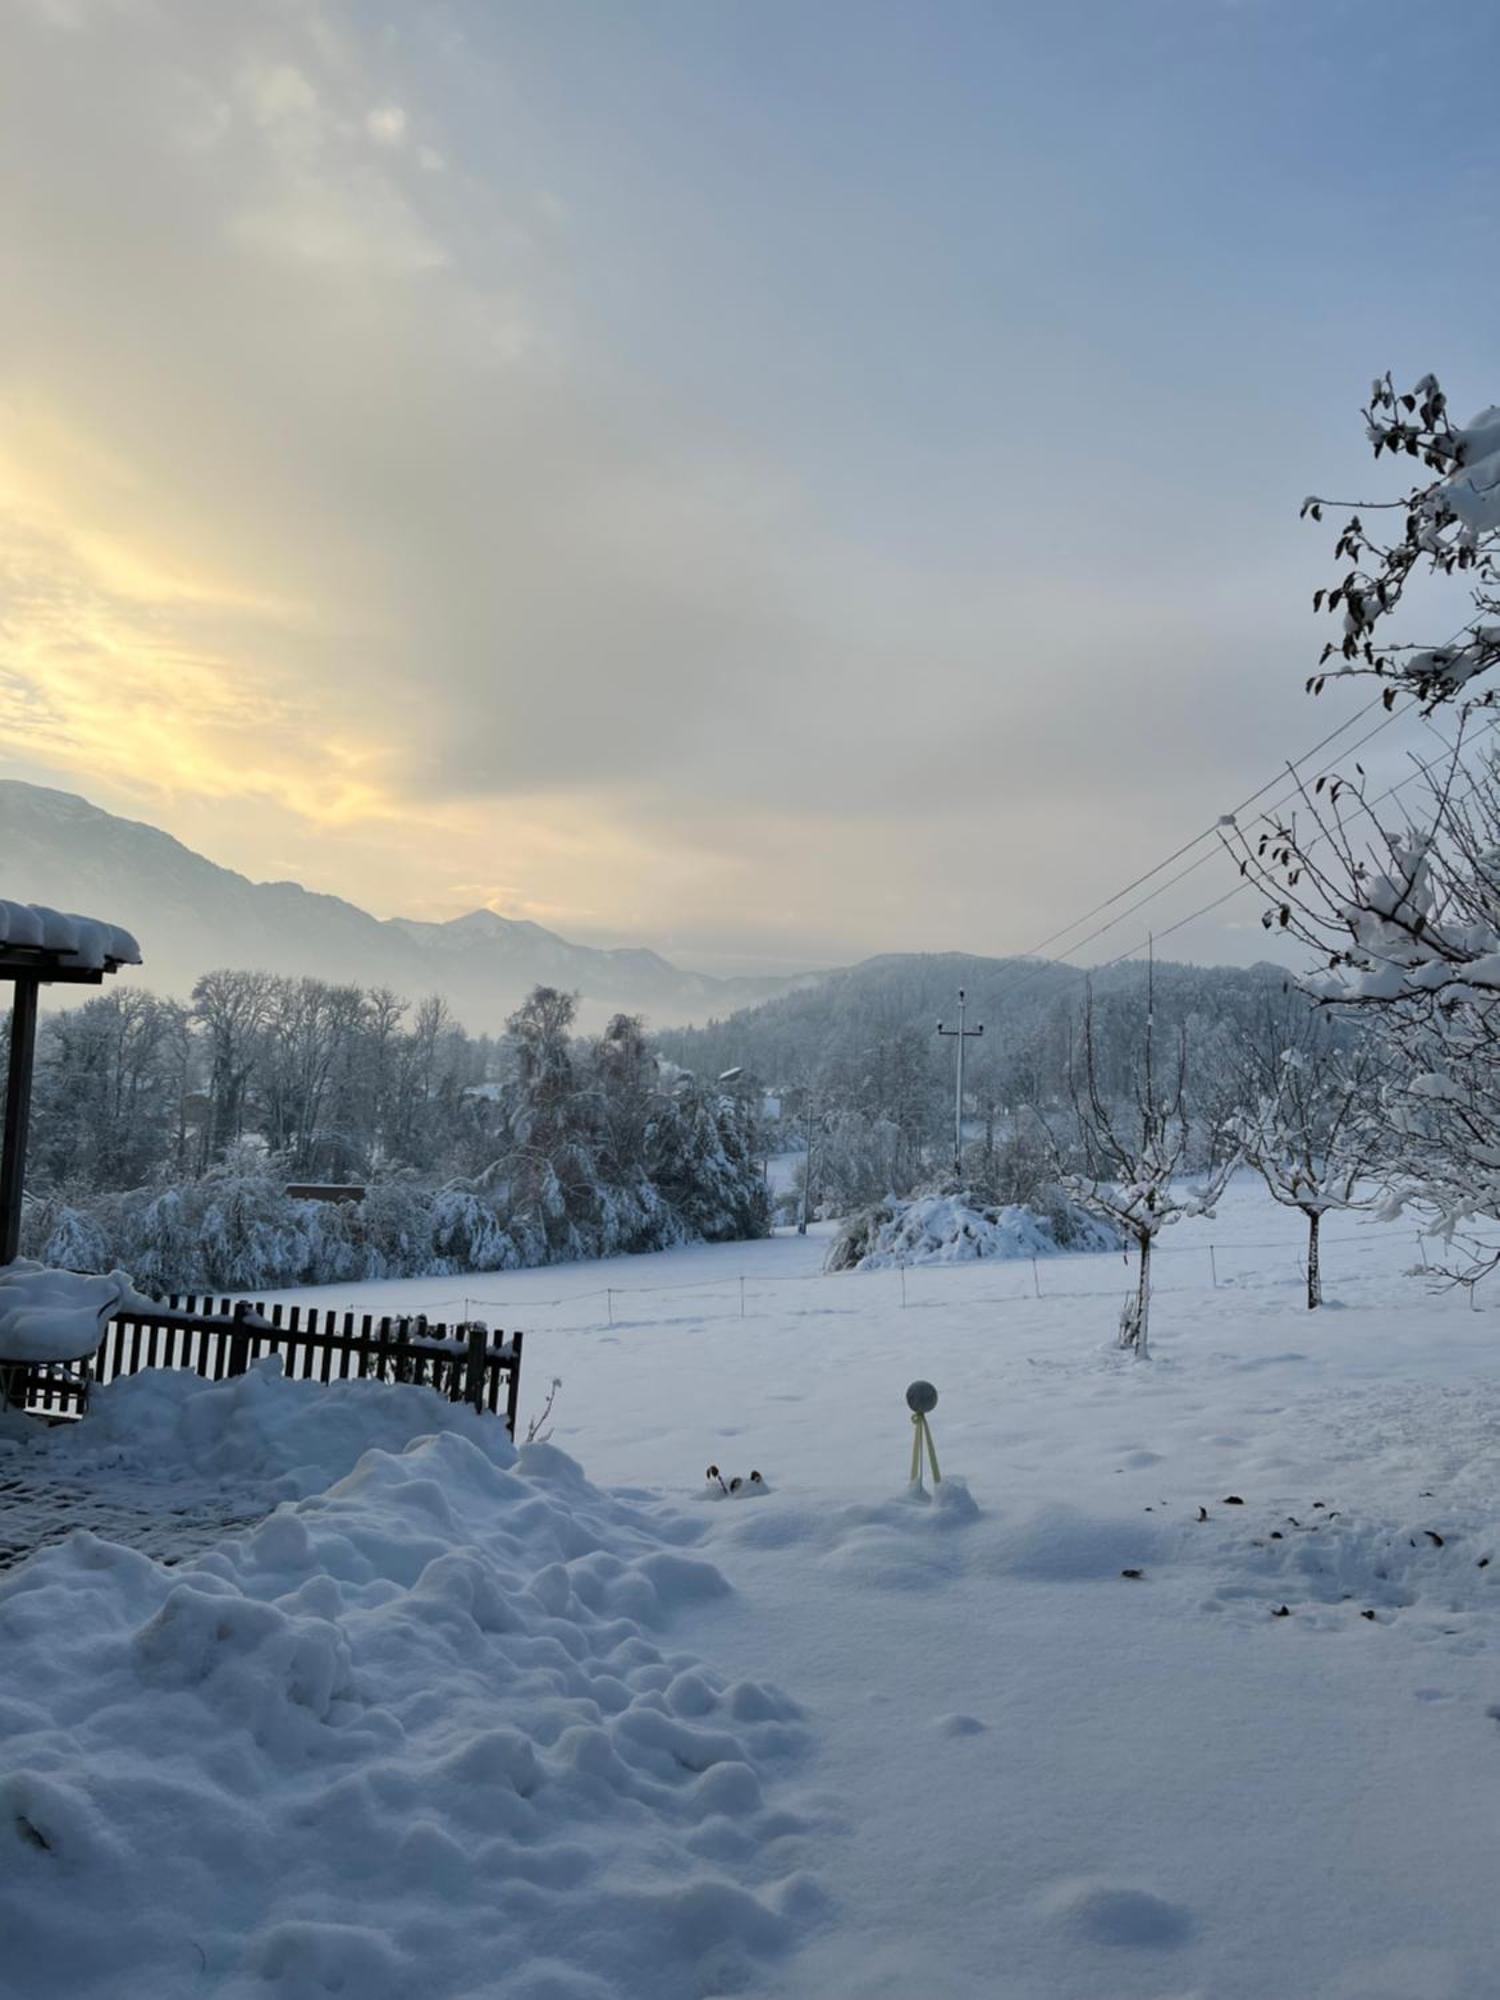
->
5, 1177, 1499, 1997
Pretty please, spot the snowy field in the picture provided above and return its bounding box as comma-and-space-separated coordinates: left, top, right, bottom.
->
5, 1176, 1500, 1998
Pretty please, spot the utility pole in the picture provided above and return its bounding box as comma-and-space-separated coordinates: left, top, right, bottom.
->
796, 1090, 816, 1235
936, 987, 983, 1180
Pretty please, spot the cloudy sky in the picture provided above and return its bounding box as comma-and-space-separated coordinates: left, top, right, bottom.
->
3, 0, 1497, 977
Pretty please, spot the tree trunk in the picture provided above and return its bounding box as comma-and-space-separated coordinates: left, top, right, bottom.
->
1136, 1231, 1152, 1357
1306, 1208, 1322, 1310
1119, 1230, 1152, 1357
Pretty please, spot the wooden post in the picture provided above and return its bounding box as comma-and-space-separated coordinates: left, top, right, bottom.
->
0, 975, 40, 1265
504, 1329, 525, 1437
226, 1298, 252, 1377
464, 1322, 488, 1412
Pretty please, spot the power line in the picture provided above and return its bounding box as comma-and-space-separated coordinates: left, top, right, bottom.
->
1086, 714, 1500, 978
1000, 690, 1395, 969
978, 696, 1421, 1018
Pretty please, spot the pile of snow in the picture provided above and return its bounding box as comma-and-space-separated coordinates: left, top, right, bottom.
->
0, 900, 140, 969
0, 1259, 141, 1363
826, 1191, 1118, 1272
0, 1368, 823, 2000
7, 1358, 516, 1499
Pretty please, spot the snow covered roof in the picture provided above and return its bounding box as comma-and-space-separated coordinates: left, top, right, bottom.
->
0, 899, 141, 975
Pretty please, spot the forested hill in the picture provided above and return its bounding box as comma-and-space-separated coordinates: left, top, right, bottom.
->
654, 951, 1300, 1101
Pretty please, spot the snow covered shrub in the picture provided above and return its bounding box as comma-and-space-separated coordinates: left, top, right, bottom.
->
295, 1195, 370, 1288
428, 1185, 511, 1273
186, 1174, 311, 1292
825, 1189, 1116, 1272
21, 1197, 111, 1275
352, 1178, 436, 1278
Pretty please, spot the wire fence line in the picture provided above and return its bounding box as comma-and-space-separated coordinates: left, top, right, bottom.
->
303, 1224, 1410, 1337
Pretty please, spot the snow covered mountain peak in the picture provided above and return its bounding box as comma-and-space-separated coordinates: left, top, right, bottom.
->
0, 780, 813, 1030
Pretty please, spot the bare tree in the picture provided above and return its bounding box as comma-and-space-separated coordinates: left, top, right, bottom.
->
1058, 967, 1236, 1358
191, 969, 274, 1162
1232, 996, 1384, 1307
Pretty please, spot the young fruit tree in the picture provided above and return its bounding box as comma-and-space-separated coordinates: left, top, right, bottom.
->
1057, 974, 1236, 1358
1231, 997, 1384, 1307
1232, 371, 1500, 1282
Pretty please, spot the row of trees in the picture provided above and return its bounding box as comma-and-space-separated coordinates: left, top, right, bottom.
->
12, 971, 503, 1191
1062, 371, 1500, 1355
15, 984, 769, 1290
1059, 977, 1380, 1356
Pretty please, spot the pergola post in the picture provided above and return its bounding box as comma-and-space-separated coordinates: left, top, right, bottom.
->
1, 974, 40, 1265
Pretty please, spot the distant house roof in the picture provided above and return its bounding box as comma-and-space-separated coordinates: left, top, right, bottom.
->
0, 901, 141, 980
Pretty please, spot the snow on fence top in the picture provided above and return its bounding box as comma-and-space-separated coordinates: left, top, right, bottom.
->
0, 900, 141, 971
0, 1259, 141, 1363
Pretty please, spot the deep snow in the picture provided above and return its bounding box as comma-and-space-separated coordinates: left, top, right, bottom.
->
4, 1177, 1499, 1997
1, 1373, 823, 2000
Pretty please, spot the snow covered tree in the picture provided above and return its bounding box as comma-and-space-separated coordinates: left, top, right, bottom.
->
1301, 374, 1500, 708
1057, 973, 1235, 1358
1236, 374, 1500, 1283
647, 1069, 770, 1244
788, 1105, 902, 1221
29, 990, 189, 1190
1231, 996, 1383, 1307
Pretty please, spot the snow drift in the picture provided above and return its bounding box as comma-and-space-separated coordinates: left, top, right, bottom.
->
0, 1366, 824, 2000
825, 1190, 1118, 1272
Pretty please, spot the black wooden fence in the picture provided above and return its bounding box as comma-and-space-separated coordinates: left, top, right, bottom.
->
6, 1297, 524, 1435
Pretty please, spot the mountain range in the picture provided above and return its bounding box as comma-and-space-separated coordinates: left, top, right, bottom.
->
0, 781, 817, 1030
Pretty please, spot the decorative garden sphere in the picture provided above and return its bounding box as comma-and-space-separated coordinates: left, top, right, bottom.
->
906, 1380, 938, 1415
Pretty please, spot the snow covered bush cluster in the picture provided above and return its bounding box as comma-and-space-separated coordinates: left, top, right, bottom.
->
16, 987, 768, 1291
825, 1188, 1117, 1273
